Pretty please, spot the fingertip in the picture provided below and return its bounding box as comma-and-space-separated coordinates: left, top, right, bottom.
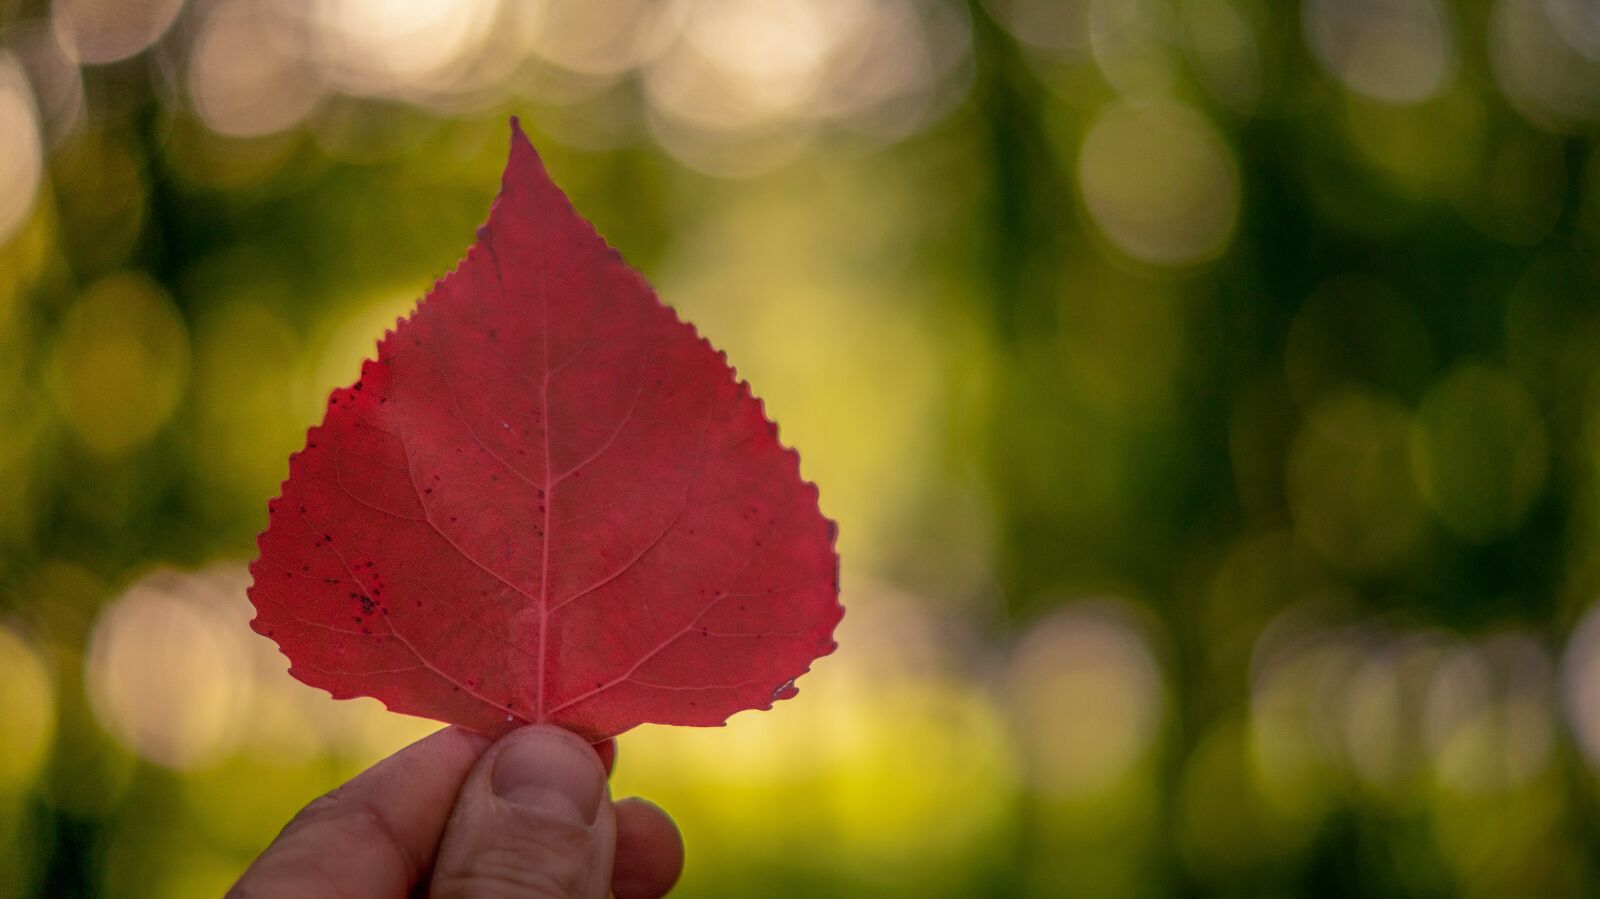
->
232, 723, 492, 897
442, 725, 494, 753
596, 739, 617, 778
488, 726, 608, 824
612, 797, 684, 899
405, 725, 491, 775
430, 725, 616, 897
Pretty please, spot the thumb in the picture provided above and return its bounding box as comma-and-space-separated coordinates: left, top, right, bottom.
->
430, 725, 616, 899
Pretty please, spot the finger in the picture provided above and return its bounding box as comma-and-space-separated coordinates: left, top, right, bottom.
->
229, 725, 490, 899
596, 738, 616, 777
611, 797, 684, 899
430, 725, 616, 899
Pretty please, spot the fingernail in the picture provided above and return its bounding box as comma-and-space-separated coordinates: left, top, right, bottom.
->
490, 728, 605, 825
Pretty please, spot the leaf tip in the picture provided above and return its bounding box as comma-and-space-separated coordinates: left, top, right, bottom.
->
507, 115, 537, 165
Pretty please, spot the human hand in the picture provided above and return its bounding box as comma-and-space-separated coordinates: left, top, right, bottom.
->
230, 725, 684, 898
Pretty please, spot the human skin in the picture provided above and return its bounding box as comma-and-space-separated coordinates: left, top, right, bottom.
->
229, 725, 684, 898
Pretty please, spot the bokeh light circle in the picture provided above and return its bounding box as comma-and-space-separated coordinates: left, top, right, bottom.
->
0, 622, 56, 793
983, 0, 1090, 56
1410, 365, 1548, 542
47, 273, 190, 457
304, 0, 503, 99
1249, 614, 1361, 820
7, 22, 85, 149
1077, 100, 1239, 266
1183, 0, 1263, 115
0, 53, 44, 249
1339, 634, 1445, 796
1426, 633, 1554, 795
646, 0, 838, 135
1286, 389, 1425, 571
1542, 0, 1600, 60
642, 0, 971, 175
1561, 600, 1600, 773
1490, 0, 1600, 130
1005, 599, 1166, 798
1303, 0, 1456, 103
521, 0, 685, 77
86, 569, 255, 769
51, 0, 187, 64
187, 0, 326, 137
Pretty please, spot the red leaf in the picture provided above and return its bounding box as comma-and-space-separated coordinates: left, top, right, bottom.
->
247, 120, 841, 742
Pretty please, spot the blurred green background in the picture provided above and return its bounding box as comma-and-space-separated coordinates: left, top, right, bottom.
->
2, 0, 1600, 895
